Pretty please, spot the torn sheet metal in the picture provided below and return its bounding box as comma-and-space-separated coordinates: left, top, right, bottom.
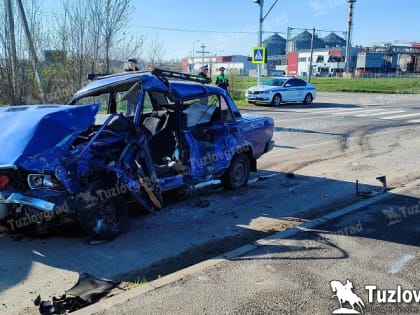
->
35, 272, 118, 314
356, 176, 387, 196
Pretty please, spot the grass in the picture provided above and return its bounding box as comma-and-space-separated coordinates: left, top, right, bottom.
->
125, 277, 149, 289
310, 77, 420, 94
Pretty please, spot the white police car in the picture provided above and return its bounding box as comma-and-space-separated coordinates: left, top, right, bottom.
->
245, 77, 316, 106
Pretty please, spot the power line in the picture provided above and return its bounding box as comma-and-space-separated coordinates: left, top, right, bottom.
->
38, 10, 288, 37
129, 23, 291, 37
288, 26, 346, 34
128, 24, 257, 34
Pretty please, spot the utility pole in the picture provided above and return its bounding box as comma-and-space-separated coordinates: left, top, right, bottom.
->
286, 27, 293, 77
345, 0, 356, 75
286, 26, 292, 55
308, 28, 315, 82
16, 0, 45, 102
197, 43, 210, 66
5, 0, 17, 104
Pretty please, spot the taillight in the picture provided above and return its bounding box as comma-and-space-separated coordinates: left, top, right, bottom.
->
0, 175, 9, 189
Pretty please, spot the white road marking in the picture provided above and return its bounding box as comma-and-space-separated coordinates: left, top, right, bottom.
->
290, 107, 353, 113
381, 113, 420, 120
331, 109, 385, 116
280, 109, 384, 122
355, 110, 405, 117
273, 107, 418, 123
388, 253, 416, 274
293, 107, 372, 114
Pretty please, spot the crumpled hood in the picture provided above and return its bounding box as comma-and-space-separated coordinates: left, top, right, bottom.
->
0, 104, 99, 168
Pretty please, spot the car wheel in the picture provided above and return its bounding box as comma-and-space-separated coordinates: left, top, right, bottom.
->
303, 93, 313, 104
271, 93, 282, 106
77, 180, 128, 240
221, 153, 250, 190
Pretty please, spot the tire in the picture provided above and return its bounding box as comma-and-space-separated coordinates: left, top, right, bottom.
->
221, 153, 250, 190
303, 93, 313, 104
77, 180, 128, 240
271, 93, 282, 106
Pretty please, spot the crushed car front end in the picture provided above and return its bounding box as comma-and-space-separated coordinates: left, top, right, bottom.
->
1, 69, 275, 239
0, 104, 100, 232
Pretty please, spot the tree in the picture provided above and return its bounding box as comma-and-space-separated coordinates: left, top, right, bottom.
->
42, 0, 138, 102
0, 0, 150, 105
147, 35, 166, 68
0, 0, 43, 104
100, 0, 131, 73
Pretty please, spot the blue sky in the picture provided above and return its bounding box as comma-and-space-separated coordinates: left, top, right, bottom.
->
41, 0, 419, 59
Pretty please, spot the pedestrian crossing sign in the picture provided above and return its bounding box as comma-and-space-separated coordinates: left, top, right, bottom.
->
252, 46, 266, 64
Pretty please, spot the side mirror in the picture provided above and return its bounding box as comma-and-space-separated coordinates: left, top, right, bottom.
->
285, 83, 291, 87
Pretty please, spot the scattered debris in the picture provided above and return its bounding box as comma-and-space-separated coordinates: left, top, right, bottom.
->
356, 175, 387, 197
35, 272, 119, 315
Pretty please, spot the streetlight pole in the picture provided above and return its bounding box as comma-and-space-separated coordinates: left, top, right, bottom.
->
192, 40, 199, 72
257, 0, 263, 85
254, 0, 278, 85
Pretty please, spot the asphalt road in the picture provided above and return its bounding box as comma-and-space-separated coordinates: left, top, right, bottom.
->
91, 180, 420, 315
1, 92, 419, 314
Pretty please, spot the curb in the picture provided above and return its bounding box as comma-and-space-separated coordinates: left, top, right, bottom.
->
73, 178, 420, 315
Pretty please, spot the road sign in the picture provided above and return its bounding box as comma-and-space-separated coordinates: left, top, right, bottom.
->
252, 46, 266, 64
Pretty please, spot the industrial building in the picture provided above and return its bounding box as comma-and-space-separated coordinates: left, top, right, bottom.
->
262, 30, 420, 77
182, 55, 256, 76
181, 29, 419, 78
355, 43, 420, 76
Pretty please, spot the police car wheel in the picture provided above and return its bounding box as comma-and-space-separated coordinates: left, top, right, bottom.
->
271, 94, 282, 106
303, 93, 313, 104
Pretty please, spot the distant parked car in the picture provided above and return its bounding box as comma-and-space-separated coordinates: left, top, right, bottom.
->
245, 77, 316, 106
0, 69, 274, 239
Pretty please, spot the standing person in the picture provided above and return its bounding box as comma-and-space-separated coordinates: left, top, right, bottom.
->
215, 67, 229, 91
126, 58, 139, 71
198, 64, 211, 83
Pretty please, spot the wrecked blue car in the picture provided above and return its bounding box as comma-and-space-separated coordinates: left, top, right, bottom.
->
0, 69, 274, 239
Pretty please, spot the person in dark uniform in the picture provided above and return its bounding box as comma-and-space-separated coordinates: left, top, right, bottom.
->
126, 58, 139, 71
215, 67, 229, 91
198, 64, 211, 82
